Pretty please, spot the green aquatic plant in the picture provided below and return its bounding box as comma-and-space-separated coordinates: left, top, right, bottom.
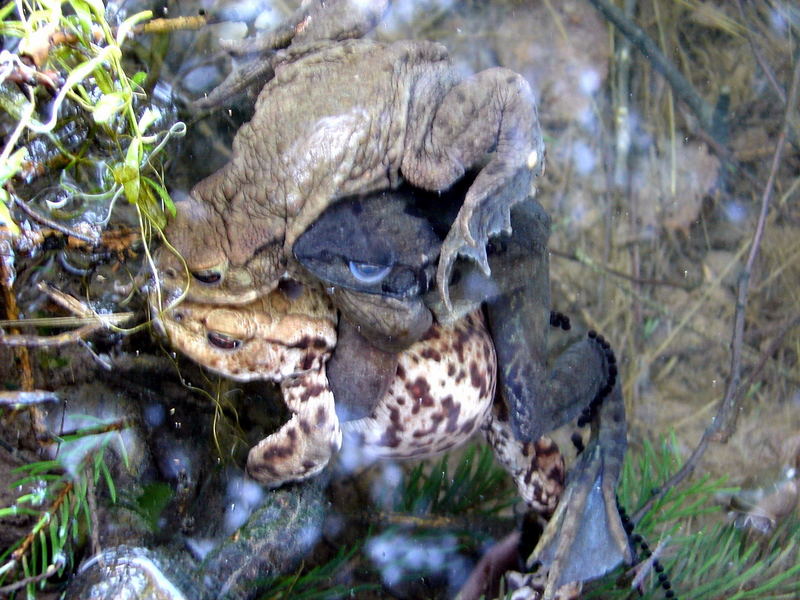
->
372, 444, 519, 594
119, 481, 173, 534
0, 0, 182, 239
257, 542, 378, 600
395, 442, 517, 517
382, 435, 799, 599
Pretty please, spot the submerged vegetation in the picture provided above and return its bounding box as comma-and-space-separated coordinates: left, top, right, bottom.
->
0, 424, 126, 596
258, 439, 800, 599
1, 0, 799, 598
394, 443, 517, 518
0, 0, 177, 595
0, 0, 181, 236
588, 438, 800, 599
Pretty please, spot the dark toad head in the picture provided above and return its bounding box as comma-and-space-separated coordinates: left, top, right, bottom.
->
293, 188, 441, 351
293, 190, 440, 300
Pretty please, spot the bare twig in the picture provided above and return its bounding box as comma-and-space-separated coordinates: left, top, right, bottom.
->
629, 536, 672, 592
12, 196, 99, 245
0, 556, 65, 594
587, 0, 714, 133
456, 531, 521, 600
716, 52, 800, 439
0, 316, 129, 328
634, 315, 800, 525
11, 481, 73, 562
0, 230, 35, 388
0, 283, 132, 346
47, 418, 132, 441
45, 15, 208, 46
633, 53, 800, 523
133, 15, 208, 34
0, 323, 111, 347
549, 248, 696, 290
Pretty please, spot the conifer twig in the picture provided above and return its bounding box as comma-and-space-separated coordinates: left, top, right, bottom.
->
0, 556, 65, 594
10, 481, 73, 563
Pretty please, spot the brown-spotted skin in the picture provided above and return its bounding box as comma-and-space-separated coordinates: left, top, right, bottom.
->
347, 311, 495, 460
154, 281, 563, 514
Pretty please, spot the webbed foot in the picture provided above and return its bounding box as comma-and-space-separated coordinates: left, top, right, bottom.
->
402, 67, 544, 311
437, 156, 542, 311
527, 383, 632, 598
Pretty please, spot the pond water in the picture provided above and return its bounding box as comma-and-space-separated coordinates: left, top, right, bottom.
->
1, 1, 799, 599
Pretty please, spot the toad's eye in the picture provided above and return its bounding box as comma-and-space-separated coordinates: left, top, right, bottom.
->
207, 331, 241, 350
192, 269, 222, 284
348, 261, 391, 284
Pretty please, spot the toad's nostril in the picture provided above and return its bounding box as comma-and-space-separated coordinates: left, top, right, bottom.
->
164, 268, 177, 278
173, 312, 184, 322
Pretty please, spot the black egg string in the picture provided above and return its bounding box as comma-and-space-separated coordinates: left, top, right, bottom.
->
547, 315, 617, 447
550, 317, 675, 596
576, 330, 617, 428
617, 499, 678, 599
569, 430, 585, 454
549, 310, 571, 331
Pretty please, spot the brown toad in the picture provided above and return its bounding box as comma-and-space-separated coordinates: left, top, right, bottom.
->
155, 279, 565, 515
157, 0, 545, 335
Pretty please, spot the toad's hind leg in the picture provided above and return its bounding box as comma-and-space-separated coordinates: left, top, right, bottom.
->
485, 201, 610, 444
530, 382, 632, 597
484, 409, 565, 517
403, 68, 545, 308
246, 368, 342, 487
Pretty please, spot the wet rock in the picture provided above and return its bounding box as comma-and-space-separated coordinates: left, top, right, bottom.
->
65, 478, 329, 600
65, 545, 199, 600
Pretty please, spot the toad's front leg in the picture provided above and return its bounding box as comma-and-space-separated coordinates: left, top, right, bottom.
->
483, 415, 565, 518
247, 367, 342, 487
403, 68, 545, 308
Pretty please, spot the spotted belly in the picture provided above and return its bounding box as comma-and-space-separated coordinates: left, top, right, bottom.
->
346, 310, 496, 460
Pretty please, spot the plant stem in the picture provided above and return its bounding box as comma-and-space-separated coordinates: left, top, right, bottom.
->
587, 0, 714, 133
11, 481, 73, 562
633, 49, 800, 524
